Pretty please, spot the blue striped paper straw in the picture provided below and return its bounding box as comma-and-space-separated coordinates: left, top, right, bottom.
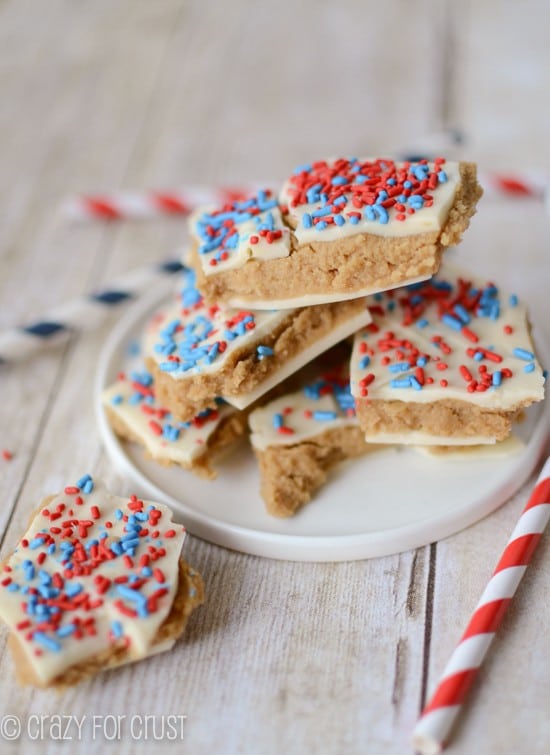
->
0, 259, 185, 364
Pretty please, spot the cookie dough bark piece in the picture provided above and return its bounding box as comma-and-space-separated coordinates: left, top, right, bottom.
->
350, 264, 545, 445
102, 368, 246, 480
0, 477, 203, 688
189, 158, 482, 309
249, 368, 375, 517
145, 269, 371, 421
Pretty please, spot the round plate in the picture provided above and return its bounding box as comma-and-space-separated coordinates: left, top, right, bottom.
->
94, 283, 550, 562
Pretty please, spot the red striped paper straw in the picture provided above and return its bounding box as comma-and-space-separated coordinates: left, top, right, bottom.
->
478, 170, 546, 201
412, 456, 550, 754
61, 185, 263, 222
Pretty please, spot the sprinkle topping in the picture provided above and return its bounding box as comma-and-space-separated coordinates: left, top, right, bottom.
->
102, 367, 232, 466
281, 158, 461, 242
249, 363, 358, 449
144, 268, 290, 379
350, 264, 545, 409
0, 479, 185, 684
192, 190, 290, 274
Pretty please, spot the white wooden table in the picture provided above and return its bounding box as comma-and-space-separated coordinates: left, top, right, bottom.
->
0, 2, 548, 753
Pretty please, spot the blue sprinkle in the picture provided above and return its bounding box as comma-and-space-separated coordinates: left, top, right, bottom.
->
65, 583, 83, 597
302, 213, 313, 229
454, 304, 471, 324
28, 537, 45, 550
438, 170, 448, 183
416, 356, 428, 367
159, 361, 179, 373
334, 214, 345, 226
416, 318, 429, 329
359, 355, 370, 369
76, 473, 92, 488
272, 413, 284, 430
316, 221, 327, 230
524, 363, 535, 373
111, 621, 124, 639
257, 345, 274, 359
331, 176, 348, 186
115, 509, 123, 520
313, 411, 338, 421
492, 371, 502, 386
389, 362, 410, 373
513, 348, 535, 361
349, 215, 360, 225
117, 585, 147, 604
374, 205, 389, 224
294, 163, 312, 175
57, 624, 76, 638
365, 206, 376, 222
410, 376, 423, 391
38, 570, 51, 585
111, 394, 123, 405
121, 538, 140, 551
311, 206, 332, 218
141, 566, 153, 577
408, 195, 424, 208
390, 377, 412, 388
82, 478, 94, 494
33, 632, 61, 652
509, 294, 519, 307
442, 314, 463, 331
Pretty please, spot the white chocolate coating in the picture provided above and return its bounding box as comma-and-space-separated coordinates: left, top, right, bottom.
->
102, 371, 233, 466
350, 263, 545, 410
249, 366, 357, 450
280, 158, 461, 243
412, 435, 524, 458
190, 192, 290, 277
227, 273, 431, 310
0, 480, 186, 684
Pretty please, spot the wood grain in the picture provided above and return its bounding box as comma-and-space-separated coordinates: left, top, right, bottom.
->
0, 1, 548, 753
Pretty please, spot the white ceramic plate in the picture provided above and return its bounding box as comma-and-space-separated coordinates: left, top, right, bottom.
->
94, 283, 549, 562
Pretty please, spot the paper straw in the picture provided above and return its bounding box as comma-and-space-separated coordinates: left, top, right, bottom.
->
0, 259, 185, 365
61, 186, 261, 222
412, 456, 550, 754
